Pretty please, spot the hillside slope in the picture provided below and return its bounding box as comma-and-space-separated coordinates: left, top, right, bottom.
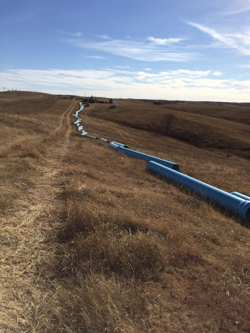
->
0, 92, 250, 332
90, 100, 250, 159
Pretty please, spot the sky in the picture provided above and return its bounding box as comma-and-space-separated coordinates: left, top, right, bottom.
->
1, 0, 250, 101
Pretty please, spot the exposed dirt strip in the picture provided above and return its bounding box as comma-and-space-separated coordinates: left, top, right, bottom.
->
0, 101, 76, 332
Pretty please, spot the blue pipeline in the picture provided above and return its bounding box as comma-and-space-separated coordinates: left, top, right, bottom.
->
73, 103, 110, 141
109, 142, 179, 171
72, 103, 99, 140
72, 104, 249, 222
146, 161, 250, 222
86, 135, 99, 139
231, 192, 250, 201
108, 141, 129, 150
108, 142, 119, 149
112, 141, 129, 148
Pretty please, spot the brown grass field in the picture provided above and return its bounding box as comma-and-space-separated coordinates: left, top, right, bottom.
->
0, 91, 250, 332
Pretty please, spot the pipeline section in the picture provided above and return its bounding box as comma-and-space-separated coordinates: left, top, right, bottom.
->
72, 102, 99, 138
146, 161, 250, 222
72, 102, 88, 136
72, 102, 250, 222
72, 103, 178, 171
231, 192, 250, 201
109, 143, 179, 171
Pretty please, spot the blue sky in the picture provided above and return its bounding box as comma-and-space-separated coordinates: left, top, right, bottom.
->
1, 0, 250, 101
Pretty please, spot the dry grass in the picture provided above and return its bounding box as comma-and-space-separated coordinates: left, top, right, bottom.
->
0, 92, 250, 332
90, 100, 250, 159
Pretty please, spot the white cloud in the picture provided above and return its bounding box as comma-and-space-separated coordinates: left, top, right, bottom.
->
85, 55, 106, 59
95, 34, 110, 39
213, 71, 223, 76
58, 31, 82, 37
238, 64, 250, 68
147, 36, 183, 45
73, 32, 82, 37
218, 0, 250, 17
65, 37, 196, 62
115, 65, 131, 69
188, 22, 250, 55
1, 68, 250, 102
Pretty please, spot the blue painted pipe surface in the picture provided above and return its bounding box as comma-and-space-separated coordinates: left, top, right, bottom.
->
86, 135, 98, 139
147, 161, 250, 222
112, 141, 129, 148
231, 192, 250, 201
108, 142, 120, 149
116, 146, 179, 171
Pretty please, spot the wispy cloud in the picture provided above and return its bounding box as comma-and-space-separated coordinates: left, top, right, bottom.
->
115, 65, 131, 69
95, 34, 110, 39
238, 63, 250, 68
64, 36, 196, 62
1, 68, 250, 102
85, 55, 106, 59
58, 31, 82, 37
213, 71, 223, 76
147, 36, 183, 45
218, 0, 250, 17
188, 22, 250, 55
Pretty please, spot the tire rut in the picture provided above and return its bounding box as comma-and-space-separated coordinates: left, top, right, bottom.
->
0, 101, 76, 332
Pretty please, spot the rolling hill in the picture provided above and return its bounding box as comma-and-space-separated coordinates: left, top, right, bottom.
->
0, 91, 249, 332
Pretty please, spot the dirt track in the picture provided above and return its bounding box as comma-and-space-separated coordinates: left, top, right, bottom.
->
0, 100, 77, 332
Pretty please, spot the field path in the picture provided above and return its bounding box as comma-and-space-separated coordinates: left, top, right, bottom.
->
47, 101, 77, 159
0, 100, 77, 332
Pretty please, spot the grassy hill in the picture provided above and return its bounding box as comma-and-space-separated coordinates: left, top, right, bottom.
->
90, 100, 250, 159
0, 92, 250, 332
